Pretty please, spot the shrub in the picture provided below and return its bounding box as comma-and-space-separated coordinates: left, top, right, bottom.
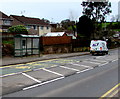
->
2, 44, 14, 56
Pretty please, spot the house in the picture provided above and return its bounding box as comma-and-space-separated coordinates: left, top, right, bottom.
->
0, 11, 13, 37
10, 15, 51, 36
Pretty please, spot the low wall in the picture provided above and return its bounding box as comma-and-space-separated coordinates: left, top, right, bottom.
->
43, 44, 72, 54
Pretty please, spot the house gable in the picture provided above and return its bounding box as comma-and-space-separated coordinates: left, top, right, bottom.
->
10, 15, 51, 35
0, 11, 13, 34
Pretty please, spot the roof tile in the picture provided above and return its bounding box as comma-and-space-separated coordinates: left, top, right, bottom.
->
11, 15, 50, 26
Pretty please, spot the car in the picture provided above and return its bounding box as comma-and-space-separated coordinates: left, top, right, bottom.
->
90, 40, 108, 55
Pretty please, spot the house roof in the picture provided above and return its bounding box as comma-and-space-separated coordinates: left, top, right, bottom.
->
44, 32, 65, 36
0, 11, 12, 19
10, 15, 50, 26
15, 34, 40, 38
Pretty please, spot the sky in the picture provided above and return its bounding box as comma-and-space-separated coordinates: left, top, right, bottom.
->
0, 0, 119, 23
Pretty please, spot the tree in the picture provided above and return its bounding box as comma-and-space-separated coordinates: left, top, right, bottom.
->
81, 0, 112, 39
61, 19, 75, 30
76, 15, 94, 39
8, 25, 28, 35
42, 18, 50, 24
81, 0, 112, 22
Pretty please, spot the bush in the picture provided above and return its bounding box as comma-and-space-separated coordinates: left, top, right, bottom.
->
2, 44, 14, 56
8, 25, 28, 35
2, 40, 14, 45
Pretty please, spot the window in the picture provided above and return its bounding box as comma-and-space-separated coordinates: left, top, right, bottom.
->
3, 20, 11, 25
41, 26, 44, 30
33, 25, 37, 30
92, 43, 99, 46
2, 29, 8, 32
46, 26, 49, 30
22, 40, 26, 46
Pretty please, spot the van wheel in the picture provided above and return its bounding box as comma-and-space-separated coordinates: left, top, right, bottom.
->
106, 51, 108, 54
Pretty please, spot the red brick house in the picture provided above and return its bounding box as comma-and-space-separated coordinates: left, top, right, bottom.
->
0, 11, 13, 37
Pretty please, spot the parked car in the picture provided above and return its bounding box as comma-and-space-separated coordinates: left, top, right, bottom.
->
90, 40, 108, 55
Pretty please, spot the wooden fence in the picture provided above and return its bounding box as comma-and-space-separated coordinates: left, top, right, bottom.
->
40, 36, 72, 46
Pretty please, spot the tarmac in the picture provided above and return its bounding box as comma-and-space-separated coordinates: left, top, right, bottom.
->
2, 52, 90, 66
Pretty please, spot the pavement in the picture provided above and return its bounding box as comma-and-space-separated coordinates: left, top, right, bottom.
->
2, 52, 90, 66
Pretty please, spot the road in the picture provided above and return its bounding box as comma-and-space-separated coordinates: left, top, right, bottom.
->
1, 49, 119, 98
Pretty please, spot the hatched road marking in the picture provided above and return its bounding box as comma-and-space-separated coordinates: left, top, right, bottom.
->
23, 76, 65, 90
1, 55, 117, 77
42, 68, 64, 77
70, 63, 93, 68
83, 61, 101, 64
60, 66, 80, 72
22, 73, 42, 83
87, 59, 107, 63
77, 68, 93, 74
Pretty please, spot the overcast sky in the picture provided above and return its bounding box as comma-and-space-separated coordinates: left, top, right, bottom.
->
0, 0, 119, 23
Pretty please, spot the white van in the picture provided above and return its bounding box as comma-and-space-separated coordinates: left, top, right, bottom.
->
90, 40, 108, 55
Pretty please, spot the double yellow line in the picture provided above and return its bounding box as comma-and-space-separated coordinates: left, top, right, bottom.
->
99, 83, 120, 99
0, 59, 58, 69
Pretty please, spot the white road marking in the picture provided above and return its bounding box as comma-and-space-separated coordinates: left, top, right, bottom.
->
60, 66, 80, 72
22, 58, 118, 91
112, 59, 118, 62
88, 59, 107, 63
96, 56, 106, 58
23, 76, 64, 90
42, 68, 64, 77
77, 68, 93, 74
70, 63, 93, 68
22, 73, 41, 83
98, 62, 109, 67
83, 61, 101, 64
33, 65, 58, 71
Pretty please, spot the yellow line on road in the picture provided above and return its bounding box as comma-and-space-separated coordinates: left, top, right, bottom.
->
107, 88, 120, 99
1, 73, 17, 77
0, 59, 58, 69
99, 83, 120, 99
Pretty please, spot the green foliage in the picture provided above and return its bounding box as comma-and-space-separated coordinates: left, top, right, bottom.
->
81, 1, 112, 39
76, 15, 94, 39
113, 29, 120, 32
81, 1, 112, 22
61, 19, 76, 30
2, 40, 14, 45
8, 25, 28, 34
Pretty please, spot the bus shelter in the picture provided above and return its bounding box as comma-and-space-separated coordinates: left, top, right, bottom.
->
14, 34, 40, 57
